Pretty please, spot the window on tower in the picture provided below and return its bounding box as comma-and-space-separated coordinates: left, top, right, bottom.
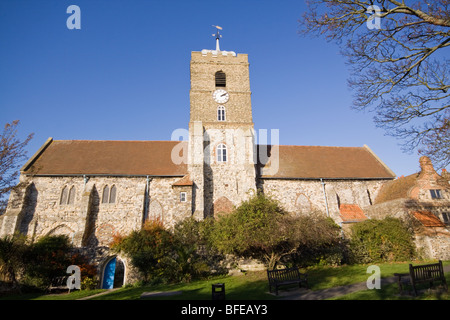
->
215, 71, 226, 87
217, 144, 227, 163
217, 105, 226, 121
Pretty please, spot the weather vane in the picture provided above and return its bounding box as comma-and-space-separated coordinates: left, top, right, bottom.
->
212, 25, 222, 52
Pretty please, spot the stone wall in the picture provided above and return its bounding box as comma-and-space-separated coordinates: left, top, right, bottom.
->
189, 51, 252, 125
2, 175, 193, 244
261, 178, 386, 223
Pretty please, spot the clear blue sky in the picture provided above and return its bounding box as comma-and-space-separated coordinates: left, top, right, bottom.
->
0, 0, 439, 177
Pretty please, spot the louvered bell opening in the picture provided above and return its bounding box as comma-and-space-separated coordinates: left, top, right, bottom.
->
215, 71, 226, 87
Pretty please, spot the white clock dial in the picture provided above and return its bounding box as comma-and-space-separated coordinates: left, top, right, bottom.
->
213, 89, 229, 104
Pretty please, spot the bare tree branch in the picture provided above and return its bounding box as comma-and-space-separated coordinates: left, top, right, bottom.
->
299, 0, 450, 168
0, 121, 34, 214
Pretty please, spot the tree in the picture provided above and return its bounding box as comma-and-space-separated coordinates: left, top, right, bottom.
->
0, 120, 34, 213
211, 194, 291, 270
0, 234, 28, 292
299, 1, 450, 168
24, 235, 73, 289
111, 220, 175, 283
211, 194, 341, 270
349, 217, 416, 263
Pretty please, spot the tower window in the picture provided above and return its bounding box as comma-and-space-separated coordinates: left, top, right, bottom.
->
215, 71, 226, 87
217, 105, 226, 121
217, 144, 227, 163
180, 192, 187, 202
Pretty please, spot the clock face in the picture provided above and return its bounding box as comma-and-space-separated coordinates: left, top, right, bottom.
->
213, 89, 229, 104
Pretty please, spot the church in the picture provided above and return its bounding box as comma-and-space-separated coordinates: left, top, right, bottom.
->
2, 31, 448, 287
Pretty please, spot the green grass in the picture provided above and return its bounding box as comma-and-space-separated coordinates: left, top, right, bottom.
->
93, 271, 277, 300
3, 260, 449, 300
331, 272, 450, 300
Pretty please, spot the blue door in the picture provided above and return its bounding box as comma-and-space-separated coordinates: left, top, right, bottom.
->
102, 258, 116, 289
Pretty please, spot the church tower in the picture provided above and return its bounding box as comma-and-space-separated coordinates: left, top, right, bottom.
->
188, 28, 257, 219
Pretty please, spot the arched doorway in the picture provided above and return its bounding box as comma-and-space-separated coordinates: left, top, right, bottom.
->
102, 257, 125, 289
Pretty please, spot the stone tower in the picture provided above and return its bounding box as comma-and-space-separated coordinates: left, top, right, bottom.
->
188, 38, 257, 219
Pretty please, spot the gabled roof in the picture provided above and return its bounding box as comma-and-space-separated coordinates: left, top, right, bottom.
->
22, 139, 396, 180
258, 144, 395, 179
22, 139, 188, 177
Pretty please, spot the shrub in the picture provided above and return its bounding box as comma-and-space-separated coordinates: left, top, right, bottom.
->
210, 194, 343, 269
286, 214, 343, 267
23, 235, 73, 289
172, 217, 225, 281
111, 220, 175, 283
0, 234, 28, 290
210, 193, 291, 270
348, 217, 416, 263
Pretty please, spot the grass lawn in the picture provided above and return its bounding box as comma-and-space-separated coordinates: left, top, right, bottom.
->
3, 260, 449, 300
331, 271, 450, 300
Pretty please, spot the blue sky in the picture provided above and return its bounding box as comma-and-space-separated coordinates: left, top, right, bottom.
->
0, 0, 440, 177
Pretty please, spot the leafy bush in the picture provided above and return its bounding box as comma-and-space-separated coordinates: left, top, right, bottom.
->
348, 217, 416, 263
111, 220, 175, 283
112, 218, 221, 284
23, 235, 73, 289
210, 194, 343, 269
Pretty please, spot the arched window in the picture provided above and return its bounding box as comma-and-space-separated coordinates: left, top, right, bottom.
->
68, 186, 76, 204
102, 185, 117, 204
60, 186, 68, 205
102, 185, 110, 204
215, 71, 226, 87
217, 144, 227, 163
109, 185, 117, 203
217, 105, 226, 121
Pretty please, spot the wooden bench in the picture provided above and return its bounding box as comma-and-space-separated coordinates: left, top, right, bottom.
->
48, 276, 70, 293
267, 267, 308, 295
394, 260, 448, 296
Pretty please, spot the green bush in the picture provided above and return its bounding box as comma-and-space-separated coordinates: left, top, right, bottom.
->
348, 217, 416, 263
210, 194, 343, 269
23, 235, 73, 289
112, 218, 222, 284
111, 220, 175, 283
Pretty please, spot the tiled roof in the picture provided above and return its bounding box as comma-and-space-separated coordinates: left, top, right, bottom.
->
22, 139, 188, 176
22, 139, 396, 180
374, 173, 419, 204
339, 204, 368, 222
412, 211, 445, 227
259, 145, 395, 179
172, 174, 194, 186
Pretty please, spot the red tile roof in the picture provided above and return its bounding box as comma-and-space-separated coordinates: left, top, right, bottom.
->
339, 204, 368, 222
412, 211, 445, 227
172, 174, 194, 186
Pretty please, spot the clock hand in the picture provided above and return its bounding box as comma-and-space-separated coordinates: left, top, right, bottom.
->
221, 93, 227, 97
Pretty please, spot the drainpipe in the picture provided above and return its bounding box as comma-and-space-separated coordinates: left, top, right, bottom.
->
321, 178, 330, 217
83, 175, 89, 189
